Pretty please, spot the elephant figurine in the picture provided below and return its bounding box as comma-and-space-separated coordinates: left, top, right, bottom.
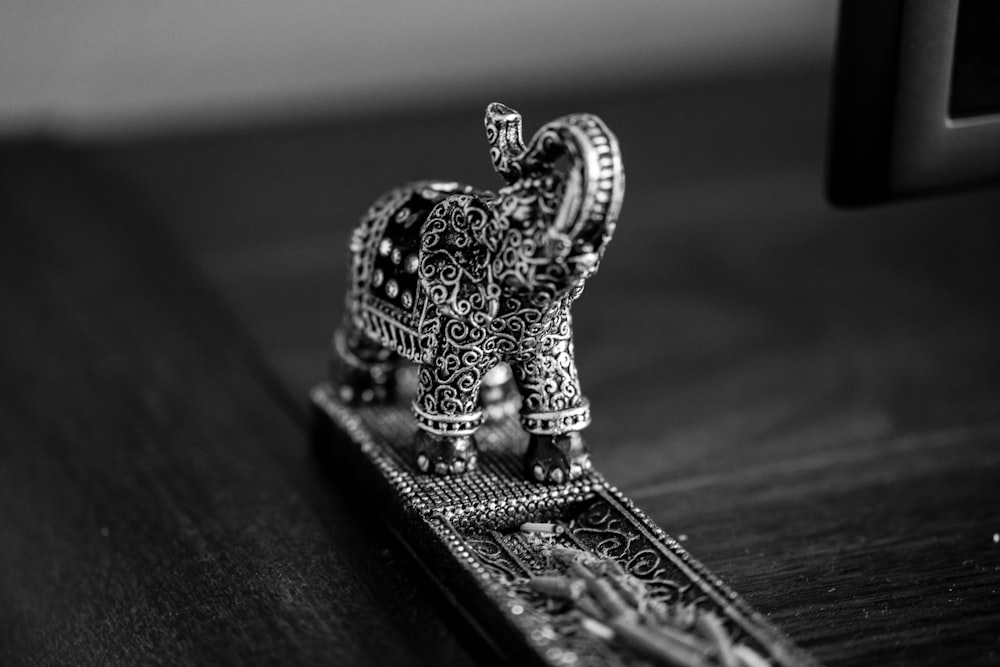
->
331, 102, 624, 484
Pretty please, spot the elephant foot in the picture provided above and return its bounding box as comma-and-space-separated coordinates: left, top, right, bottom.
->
414, 431, 479, 476
524, 432, 591, 484
334, 365, 396, 405
330, 329, 398, 405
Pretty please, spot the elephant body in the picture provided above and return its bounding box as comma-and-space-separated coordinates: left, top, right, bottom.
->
333, 104, 624, 482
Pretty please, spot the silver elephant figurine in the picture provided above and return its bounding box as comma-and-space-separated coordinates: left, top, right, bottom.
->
331, 102, 624, 483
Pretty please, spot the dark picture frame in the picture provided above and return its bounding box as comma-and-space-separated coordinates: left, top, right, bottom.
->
828, 0, 1000, 206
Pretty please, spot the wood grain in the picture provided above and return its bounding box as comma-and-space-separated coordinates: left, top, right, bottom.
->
0, 141, 486, 665
29, 66, 1000, 663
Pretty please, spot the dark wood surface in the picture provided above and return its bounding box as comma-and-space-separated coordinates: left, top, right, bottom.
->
3, 66, 999, 664
0, 142, 484, 665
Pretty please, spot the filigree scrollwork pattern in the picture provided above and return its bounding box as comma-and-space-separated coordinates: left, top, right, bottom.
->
332, 103, 624, 480
571, 500, 689, 604
451, 494, 802, 666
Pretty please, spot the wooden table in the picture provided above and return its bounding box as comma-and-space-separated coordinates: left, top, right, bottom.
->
3, 67, 999, 664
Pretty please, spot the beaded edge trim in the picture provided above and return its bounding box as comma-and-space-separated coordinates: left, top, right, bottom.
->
311, 383, 818, 667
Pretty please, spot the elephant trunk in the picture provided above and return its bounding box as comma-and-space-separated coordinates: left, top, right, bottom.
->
485, 102, 528, 184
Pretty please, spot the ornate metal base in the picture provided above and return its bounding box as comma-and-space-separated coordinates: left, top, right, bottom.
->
311, 381, 818, 667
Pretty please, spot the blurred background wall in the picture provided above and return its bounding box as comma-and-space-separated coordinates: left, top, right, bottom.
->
0, 1, 836, 137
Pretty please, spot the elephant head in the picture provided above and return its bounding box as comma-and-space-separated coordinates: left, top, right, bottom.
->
419, 104, 624, 325
484, 103, 625, 307
337, 103, 625, 481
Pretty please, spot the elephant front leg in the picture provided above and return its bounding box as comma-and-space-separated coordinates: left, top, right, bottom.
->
512, 339, 592, 484
521, 405, 592, 484
479, 362, 520, 420
412, 350, 495, 476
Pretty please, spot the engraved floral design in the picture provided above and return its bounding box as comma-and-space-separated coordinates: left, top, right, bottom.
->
460, 499, 790, 667
334, 105, 624, 478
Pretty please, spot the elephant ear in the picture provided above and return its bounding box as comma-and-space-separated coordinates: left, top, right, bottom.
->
419, 195, 501, 327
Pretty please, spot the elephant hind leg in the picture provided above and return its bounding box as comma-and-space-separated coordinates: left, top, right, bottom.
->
479, 363, 521, 421
329, 318, 401, 404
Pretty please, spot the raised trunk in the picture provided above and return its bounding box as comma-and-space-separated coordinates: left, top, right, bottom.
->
485, 102, 528, 184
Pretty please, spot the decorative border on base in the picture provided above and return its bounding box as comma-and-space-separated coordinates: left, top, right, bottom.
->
311, 382, 818, 667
